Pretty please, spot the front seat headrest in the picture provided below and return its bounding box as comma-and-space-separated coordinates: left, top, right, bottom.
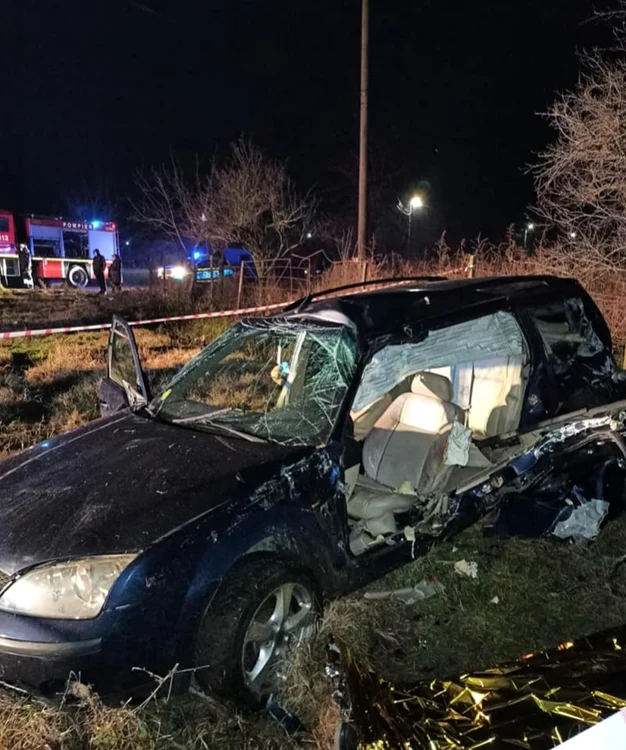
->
410, 371, 454, 402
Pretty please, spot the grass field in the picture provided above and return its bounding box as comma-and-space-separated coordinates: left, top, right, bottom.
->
2, 281, 626, 748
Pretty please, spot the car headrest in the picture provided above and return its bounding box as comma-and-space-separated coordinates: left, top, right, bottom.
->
400, 395, 454, 434
410, 372, 454, 402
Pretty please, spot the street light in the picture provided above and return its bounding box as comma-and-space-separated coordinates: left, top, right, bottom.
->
398, 195, 425, 254
569, 231, 577, 239
523, 222, 535, 248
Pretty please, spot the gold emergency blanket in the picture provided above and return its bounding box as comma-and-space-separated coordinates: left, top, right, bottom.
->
329, 625, 626, 749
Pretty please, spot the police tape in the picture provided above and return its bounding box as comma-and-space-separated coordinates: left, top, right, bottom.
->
0, 300, 292, 340
0, 276, 453, 341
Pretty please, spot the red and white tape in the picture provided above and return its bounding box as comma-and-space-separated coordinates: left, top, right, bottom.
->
0, 277, 435, 341
0, 300, 291, 340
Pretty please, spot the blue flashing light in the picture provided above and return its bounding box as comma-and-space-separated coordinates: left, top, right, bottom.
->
192, 250, 202, 261
91, 220, 102, 229
41, 440, 51, 449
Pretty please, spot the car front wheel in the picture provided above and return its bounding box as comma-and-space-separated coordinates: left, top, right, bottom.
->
194, 557, 320, 705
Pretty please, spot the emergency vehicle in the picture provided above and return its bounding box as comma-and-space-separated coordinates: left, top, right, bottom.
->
0, 209, 118, 288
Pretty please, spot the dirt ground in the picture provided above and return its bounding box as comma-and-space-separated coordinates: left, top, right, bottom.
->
0, 286, 206, 332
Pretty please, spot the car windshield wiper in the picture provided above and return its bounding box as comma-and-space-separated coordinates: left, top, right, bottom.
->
171, 408, 235, 424
171, 409, 268, 444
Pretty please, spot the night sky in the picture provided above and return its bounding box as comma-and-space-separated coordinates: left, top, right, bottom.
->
1, 0, 607, 243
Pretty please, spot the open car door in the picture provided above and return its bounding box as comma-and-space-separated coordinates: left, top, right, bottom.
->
98, 315, 152, 416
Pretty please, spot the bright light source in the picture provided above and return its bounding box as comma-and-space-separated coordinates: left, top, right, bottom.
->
192, 250, 202, 261
569, 231, 577, 239
170, 265, 188, 280
306, 232, 313, 239
125, 240, 130, 247
409, 195, 424, 210
91, 220, 102, 229
527, 222, 535, 231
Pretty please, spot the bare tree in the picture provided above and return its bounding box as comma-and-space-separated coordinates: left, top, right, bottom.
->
534, 55, 626, 270
132, 156, 203, 253
594, 1, 626, 51
132, 138, 315, 274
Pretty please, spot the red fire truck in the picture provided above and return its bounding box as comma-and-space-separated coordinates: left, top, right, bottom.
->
0, 209, 118, 288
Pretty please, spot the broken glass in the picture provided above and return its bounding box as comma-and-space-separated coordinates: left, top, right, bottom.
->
527, 296, 618, 414
529, 297, 609, 375
352, 311, 524, 412
152, 319, 358, 446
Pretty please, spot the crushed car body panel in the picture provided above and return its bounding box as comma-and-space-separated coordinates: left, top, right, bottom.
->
0, 412, 308, 573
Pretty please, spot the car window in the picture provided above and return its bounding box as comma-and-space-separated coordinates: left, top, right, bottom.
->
154, 321, 358, 445
527, 297, 607, 375
351, 312, 529, 439
185, 336, 298, 412
110, 328, 140, 391
353, 312, 524, 411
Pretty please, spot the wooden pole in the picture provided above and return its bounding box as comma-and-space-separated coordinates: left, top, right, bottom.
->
236, 260, 245, 309
467, 254, 476, 279
357, 0, 369, 260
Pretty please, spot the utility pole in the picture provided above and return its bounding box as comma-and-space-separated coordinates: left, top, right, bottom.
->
357, 0, 369, 260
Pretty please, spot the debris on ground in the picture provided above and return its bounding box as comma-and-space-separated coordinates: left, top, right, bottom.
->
454, 559, 478, 579
552, 496, 610, 542
363, 575, 444, 605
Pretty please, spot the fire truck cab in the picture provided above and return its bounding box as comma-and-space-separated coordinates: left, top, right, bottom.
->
0, 210, 118, 288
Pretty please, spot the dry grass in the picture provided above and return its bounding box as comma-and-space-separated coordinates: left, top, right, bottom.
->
0, 323, 226, 460
281, 597, 403, 746
0, 686, 299, 750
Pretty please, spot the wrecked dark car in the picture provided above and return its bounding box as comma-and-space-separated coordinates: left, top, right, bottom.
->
0, 275, 625, 704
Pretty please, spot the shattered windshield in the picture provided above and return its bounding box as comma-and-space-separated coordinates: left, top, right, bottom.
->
152, 320, 358, 445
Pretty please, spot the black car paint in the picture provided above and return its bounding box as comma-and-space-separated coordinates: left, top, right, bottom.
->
0, 411, 306, 574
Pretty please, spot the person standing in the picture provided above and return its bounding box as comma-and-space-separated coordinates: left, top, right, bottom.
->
109, 253, 122, 292
18, 244, 33, 288
92, 249, 106, 294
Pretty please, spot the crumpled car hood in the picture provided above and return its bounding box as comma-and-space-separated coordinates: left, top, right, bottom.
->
0, 411, 302, 574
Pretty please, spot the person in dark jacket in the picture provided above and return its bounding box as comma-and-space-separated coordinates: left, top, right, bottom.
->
108, 253, 122, 292
92, 249, 106, 294
18, 244, 33, 288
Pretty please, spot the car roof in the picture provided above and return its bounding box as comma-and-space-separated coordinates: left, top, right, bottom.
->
277, 275, 585, 340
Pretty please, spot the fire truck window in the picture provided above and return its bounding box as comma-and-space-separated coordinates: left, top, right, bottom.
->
63, 231, 89, 259
0, 218, 9, 233
32, 239, 60, 258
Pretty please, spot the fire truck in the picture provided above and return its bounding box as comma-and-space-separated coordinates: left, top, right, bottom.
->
0, 209, 118, 288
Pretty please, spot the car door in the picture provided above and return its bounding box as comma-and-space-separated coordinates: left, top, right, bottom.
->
98, 315, 152, 416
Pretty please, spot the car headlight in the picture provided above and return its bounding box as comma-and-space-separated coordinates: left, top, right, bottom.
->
0, 554, 137, 620
170, 265, 187, 280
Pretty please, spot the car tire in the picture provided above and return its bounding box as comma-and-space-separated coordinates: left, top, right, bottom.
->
194, 557, 321, 706
67, 265, 89, 288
